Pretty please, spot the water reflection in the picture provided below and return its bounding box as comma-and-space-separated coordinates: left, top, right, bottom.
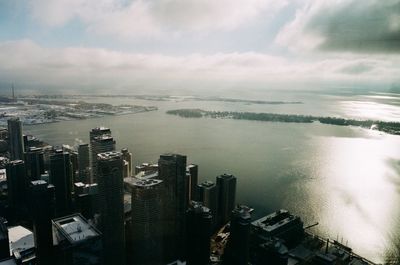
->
305, 135, 400, 263
339, 101, 400, 122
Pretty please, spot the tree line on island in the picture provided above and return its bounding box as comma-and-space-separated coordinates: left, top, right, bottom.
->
166, 109, 400, 135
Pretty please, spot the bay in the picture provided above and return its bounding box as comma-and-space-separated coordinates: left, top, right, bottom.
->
24, 91, 400, 263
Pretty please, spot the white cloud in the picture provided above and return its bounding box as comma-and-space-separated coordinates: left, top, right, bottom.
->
0, 40, 399, 94
29, 0, 288, 39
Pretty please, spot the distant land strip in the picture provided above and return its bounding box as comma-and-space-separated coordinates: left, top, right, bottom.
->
166, 109, 400, 135
25, 94, 303, 105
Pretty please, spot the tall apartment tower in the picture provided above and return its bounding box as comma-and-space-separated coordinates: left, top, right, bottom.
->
6, 160, 28, 223
130, 179, 164, 265
158, 153, 187, 262
121, 148, 133, 177
77, 143, 90, 183
186, 164, 199, 201
97, 151, 125, 265
185, 201, 212, 265
49, 150, 72, 217
222, 205, 252, 265
198, 180, 218, 230
30, 180, 55, 265
24, 147, 44, 181
216, 174, 237, 226
0, 217, 10, 260
90, 127, 115, 183
8, 118, 24, 160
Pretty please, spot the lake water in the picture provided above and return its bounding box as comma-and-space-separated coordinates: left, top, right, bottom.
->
24, 90, 400, 263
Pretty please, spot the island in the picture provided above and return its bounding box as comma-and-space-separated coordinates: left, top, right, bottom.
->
0, 98, 157, 125
166, 109, 400, 135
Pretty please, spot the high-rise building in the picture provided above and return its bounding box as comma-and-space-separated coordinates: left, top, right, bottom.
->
97, 151, 125, 265
6, 160, 27, 221
62, 145, 78, 184
198, 180, 218, 230
24, 147, 44, 181
0, 217, 9, 260
52, 214, 103, 265
77, 143, 90, 183
158, 153, 187, 262
216, 174, 236, 226
222, 205, 252, 265
121, 148, 133, 177
185, 201, 212, 265
7, 118, 24, 160
29, 180, 55, 265
130, 178, 164, 265
74, 182, 99, 219
90, 128, 115, 183
90, 127, 111, 140
41, 145, 54, 172
186, 164, 199, 201
49, 150, 72, 217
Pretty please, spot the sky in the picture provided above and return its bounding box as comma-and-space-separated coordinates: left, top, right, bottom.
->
0, 0, 399, 95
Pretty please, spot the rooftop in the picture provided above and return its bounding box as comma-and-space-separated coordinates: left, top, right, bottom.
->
217, 173, 235, 180
252, 209, 302, 233
8, 160, 24, 166
91, 127, 110, 133
8, 226, 34, 255
97, 151, 121, 161
133, 178, 163, 188
27, 147, 42, 152
52, 214, 101, 245
199, 180, 215, 188
93, 135, 114, 142
135, 170, 159, 180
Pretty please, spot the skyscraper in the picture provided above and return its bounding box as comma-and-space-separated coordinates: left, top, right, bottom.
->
62, 145, 78, 184
130, 178, 164, 265
90, 127, 115, 183
24, 147, 44, 181
185, 201, 212, 265
158, 153, 187, 262
30, 180, 55, 265
0, 217, 9, 260
7, 118, 24, 160
121, 148, 133, 177
198, 180, 218, 230
222, 205, 252, 265
187, 164, 198, 201
49, 150, 72, 217
216, 174, 237, 226
97, 151, 125, 265
6, 160, 27, 221
77, 143, 90, 183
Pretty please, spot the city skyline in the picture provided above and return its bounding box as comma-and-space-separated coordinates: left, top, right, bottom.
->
0, 1, 399, 264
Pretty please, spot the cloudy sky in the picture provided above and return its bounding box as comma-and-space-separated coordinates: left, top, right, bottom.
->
0, 0, 399, 94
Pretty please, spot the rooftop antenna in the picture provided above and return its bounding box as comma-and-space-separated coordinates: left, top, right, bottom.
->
11, 83, 15, 101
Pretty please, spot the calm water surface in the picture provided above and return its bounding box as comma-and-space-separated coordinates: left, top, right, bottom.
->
25, 91, 400, 263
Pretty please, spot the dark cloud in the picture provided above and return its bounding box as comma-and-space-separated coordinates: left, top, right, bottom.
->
338, 62, 374, 74
306, 0, 400, 53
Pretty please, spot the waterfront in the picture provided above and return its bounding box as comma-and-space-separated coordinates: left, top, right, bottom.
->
24, 90, 400, 263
